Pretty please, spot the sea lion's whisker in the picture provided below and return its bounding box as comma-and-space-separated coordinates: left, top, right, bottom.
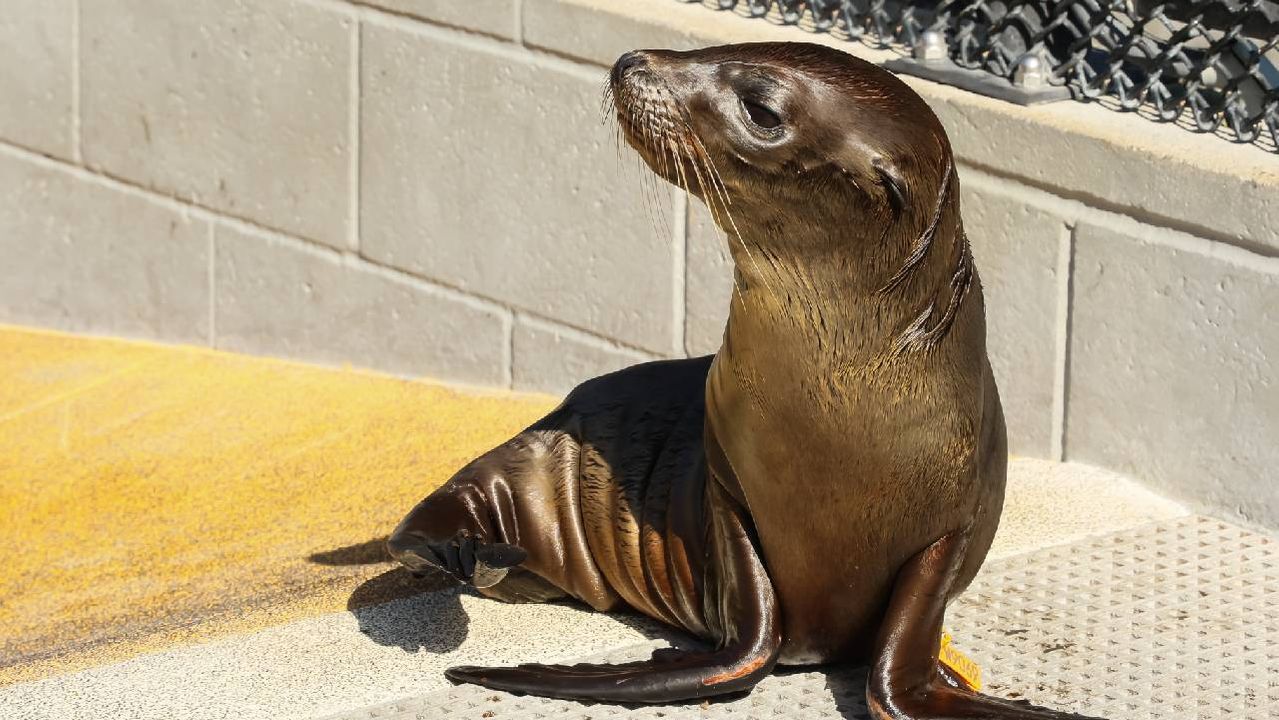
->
688, 133, 732, 206
678, 134, 748, 309
614, 121, 624, 173
623, 94, 661, 230
646, 95, 669, 178
635, 95, 674, 246
599, 81, 615, 124
685, 129, 779, 308
646, 129, 675, 245
660, 97, 681, 180
681, 137, 752, 310
614, 60, 787, 321
668, 131, 693, 199
661, 97, 687, 183
637, 155, 669, 246
661, 132, 678, 186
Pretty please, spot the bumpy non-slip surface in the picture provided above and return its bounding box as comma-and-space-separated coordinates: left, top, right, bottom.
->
326, 516, 1278, 720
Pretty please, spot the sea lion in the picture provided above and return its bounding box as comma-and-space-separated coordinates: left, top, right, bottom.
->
386, 42, 1105, 719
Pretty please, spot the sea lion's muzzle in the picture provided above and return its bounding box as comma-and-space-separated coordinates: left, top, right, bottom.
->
607, 50, 722, 201
610, 50, 647, 86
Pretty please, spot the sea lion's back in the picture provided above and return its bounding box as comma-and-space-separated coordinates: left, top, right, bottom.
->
545, 356, 717, 636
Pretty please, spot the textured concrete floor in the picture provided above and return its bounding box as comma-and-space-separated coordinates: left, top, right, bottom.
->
4, 325, 1273, 719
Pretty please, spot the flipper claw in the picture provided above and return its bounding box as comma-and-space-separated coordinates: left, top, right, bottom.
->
387, 531, 527, 588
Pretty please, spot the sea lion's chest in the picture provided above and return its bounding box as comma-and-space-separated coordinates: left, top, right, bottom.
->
707, 354, 980, 662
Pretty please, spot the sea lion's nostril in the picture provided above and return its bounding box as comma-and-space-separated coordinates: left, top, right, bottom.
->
611, 51, 647, 85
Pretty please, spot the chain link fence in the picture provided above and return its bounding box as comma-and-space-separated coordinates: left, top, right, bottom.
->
680, 0, 1279, 152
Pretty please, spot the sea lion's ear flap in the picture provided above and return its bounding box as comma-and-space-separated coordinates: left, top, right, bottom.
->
872, 157, 907, 220
830, 141, 906, 218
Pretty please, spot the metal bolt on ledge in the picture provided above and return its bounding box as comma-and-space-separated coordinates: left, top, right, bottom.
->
1012, 54, 1048, 89
914, 31, 948, 63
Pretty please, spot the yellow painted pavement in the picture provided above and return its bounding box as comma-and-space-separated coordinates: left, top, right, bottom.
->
0, 326, 557, 686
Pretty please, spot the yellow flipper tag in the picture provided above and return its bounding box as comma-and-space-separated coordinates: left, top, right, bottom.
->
938, 631, 983, 691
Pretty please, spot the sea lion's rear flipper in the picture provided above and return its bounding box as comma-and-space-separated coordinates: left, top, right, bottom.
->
446, 477, 782, 703
868, 531, 1108, 720
444, 644, 768, 703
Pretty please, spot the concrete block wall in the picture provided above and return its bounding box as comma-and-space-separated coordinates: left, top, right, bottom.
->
0, 0, 1276, 528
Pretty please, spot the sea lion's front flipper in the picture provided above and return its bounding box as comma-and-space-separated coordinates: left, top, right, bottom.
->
446, 477, 782, 703
867, 531, 1107, 720
388, 528, 527, 589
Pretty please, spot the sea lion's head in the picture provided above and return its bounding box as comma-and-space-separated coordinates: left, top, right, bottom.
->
609, 42, 970, 351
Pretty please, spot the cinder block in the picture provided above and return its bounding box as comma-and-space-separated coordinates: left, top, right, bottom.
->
684, 201, 733, 358
0, 151, 210, 342
961, 179, 1065, 458
522, 0, 711, 67
361, 0, 516, 39
214, 225, 508, 386
512, 316, 651, 394
0, 0, 74, 159
361, 22, 676, 353
81, 0, 353, 248
1066, 223, 1279, 527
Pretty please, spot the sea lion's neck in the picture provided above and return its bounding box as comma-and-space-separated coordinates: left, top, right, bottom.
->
718, 208, 971, 370
707, 209, 982, 461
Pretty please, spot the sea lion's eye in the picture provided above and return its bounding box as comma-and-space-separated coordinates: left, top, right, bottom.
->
740, 98, 782, 130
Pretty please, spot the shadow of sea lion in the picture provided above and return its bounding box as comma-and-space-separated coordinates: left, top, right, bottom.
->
346, 568, 471, 653
338, 564, 693, 658
822, 665, 873, 720
308, 537, 391, 566
306, 539, 472, 653
311, 538, 706, 654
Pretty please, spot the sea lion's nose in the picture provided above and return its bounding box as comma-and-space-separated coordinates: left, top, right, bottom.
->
611, 51, 648, 84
